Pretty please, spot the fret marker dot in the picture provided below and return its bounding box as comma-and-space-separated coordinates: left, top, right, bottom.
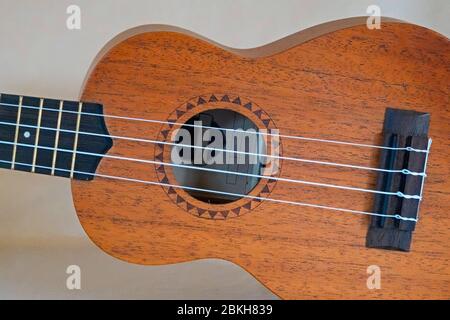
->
24, 131, 31, 139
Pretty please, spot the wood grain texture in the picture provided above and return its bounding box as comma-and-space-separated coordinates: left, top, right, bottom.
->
74, 22, 450, 299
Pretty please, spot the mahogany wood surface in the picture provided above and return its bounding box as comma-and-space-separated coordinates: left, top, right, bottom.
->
75, 22, 450, 299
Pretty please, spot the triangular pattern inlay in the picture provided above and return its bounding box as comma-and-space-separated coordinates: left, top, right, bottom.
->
208, 211, 217, 218
232, 97, 241, 105
197, 97, 207, 105
261, 185, 270, 194
160, 176, 169, 184
155, 153, 164, 162
253, 109, 263, 118
176, 109, 185, 118
161, 130, 169, 139
167, 187, 176, 194
168, 119, 177, 128
176, 195, 185, 204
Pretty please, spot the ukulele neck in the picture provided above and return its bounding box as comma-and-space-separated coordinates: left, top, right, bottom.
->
0, 93, 113, 180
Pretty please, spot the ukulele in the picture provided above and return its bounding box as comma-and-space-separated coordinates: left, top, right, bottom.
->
0, 22, 449, 299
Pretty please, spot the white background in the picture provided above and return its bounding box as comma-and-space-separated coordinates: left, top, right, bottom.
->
0, 0, 448, 299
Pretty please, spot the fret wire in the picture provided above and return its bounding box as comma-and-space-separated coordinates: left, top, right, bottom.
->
11, 96, 23, 169
70, 102, 83, 179
31, 98, 44, 173
51, 100, 64, 176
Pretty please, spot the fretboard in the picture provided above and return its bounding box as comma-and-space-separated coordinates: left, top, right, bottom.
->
0, 93, 113, 180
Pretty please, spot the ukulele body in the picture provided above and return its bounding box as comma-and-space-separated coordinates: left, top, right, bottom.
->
74, 22, 450, 299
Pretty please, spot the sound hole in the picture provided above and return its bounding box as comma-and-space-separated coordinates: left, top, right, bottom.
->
171, 109, 265, 204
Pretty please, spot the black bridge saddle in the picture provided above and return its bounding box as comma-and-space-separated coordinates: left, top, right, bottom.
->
366, 108, 430, 252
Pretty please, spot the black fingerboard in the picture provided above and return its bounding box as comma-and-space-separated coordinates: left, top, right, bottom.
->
0, 93, 113, 180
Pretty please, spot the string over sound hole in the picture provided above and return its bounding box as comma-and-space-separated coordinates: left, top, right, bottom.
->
171, 109, 266, 204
